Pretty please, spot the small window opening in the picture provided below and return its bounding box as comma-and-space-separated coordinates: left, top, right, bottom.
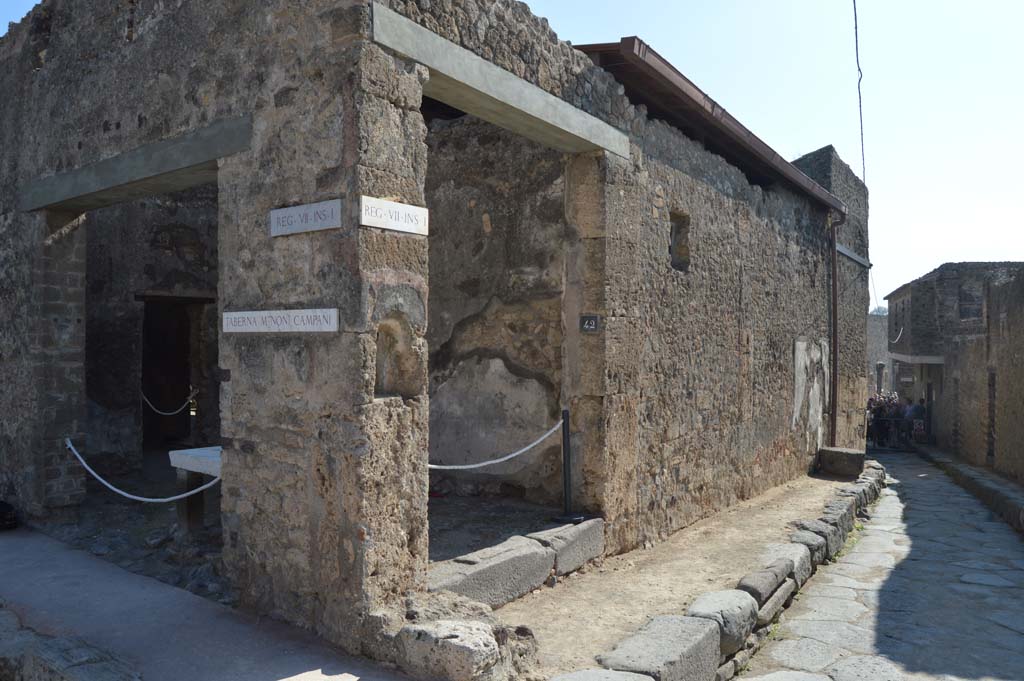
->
670, 212, 691, 272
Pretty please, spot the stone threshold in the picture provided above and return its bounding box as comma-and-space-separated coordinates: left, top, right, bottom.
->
913, 445, 1024, 535
428, 518, 606, 608
554, 461, 888, 681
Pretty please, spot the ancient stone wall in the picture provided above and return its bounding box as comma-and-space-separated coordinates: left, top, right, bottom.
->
1, 0, 431, 658
425, 117, 566, 502
866, 313, 890, 393
84, 185, 219, 458
934, 272, 1024, 481
587, 121, 847, 552
792, 146, 870, 449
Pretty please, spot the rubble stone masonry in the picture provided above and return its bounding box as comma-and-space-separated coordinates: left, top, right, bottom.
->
0, 0, 869, 665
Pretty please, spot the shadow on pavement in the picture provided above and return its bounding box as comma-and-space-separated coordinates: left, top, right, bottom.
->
870, 450, 1024, 679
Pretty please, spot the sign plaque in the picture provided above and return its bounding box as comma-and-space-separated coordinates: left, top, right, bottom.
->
360, 196, 429, 235
580, 314, 602, 333
269, 199, 343, 237
223, 309, 339, 334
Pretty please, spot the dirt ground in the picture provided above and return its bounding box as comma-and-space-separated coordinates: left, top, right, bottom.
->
495, 473, 849, 676
429, 496, 562, 562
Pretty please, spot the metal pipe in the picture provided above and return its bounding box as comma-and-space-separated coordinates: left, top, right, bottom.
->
561, 408, 572, 516
829, 210, 846, 447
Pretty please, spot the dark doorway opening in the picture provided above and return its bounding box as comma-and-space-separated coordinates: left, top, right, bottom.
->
141, 301, 193, 448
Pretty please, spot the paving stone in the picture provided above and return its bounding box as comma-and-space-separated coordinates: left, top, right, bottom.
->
686, 590, 758, 656
760, 544, 812, 587
551, 670, 654, 681
984, 610, 1024, 635
737, 559, 793, 606
597, 615, 718, 681
837, 552, 896, 569
765, 637, 847, 672
798, 583, 857, 601
756, 578, 796, 627
789, 530, 826, 566
527, 518, 605, 576
395, 619, 500, 681
958, 572, 1015, 588
825, 654, 906, 681
782, 620, 876, 655
787, 595, 869, 623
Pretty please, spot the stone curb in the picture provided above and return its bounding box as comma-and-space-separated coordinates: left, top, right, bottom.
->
589, 459, 888, 681
914, 448, 1024, 535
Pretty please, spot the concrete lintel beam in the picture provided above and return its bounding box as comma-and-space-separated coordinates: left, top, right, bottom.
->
20, 116, 253, 214
371, 3, 630, 158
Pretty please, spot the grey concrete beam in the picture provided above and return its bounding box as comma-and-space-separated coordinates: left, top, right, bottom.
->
20, 116, 252, 214
371, 3, 630, 158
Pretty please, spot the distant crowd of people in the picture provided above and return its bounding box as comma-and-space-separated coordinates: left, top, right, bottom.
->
867, 393, 927, 448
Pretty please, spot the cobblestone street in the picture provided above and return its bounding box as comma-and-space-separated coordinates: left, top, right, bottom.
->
746, 452, 1024, 681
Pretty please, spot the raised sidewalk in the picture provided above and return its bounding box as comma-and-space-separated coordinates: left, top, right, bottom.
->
0, 530, 409, 681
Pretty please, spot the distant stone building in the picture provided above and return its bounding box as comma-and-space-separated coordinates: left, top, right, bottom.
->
866, 310, 889, 394
0, 1, 869, 676
885, 262, 1022, 454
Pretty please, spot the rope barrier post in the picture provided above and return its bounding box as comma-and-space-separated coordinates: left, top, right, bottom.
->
177, 469, 206, 535
555, 408, 584, 524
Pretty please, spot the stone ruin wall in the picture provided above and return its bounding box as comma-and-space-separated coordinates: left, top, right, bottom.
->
934, 272, 1024, 481
425, 117, 567, 503
593, 120, 837, 552
866, 313, 889, 393
1, 0, 433, 657
1, 0, 872, 664
84, 185, 220, 459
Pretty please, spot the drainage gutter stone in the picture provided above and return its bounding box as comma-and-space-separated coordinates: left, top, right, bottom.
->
756, 578, 797, 627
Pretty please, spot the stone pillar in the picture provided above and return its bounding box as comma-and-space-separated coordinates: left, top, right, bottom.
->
563, 151, 644, 554
35, 214, 88, 511
218, 26, 429, 657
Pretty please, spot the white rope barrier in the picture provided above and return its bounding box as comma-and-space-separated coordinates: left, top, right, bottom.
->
64, 438, 221, 503
141, 388, 198, 416
428, 420, 563, 471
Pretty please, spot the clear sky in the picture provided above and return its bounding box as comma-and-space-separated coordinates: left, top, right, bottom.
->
4, 1, 1022, 307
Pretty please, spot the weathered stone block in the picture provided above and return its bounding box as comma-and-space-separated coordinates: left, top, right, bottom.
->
597, 615, 718, 681
760, 544, 812, 587
736, 559, 792, 606
756, 578, 797, 627
816, 447, 865, 478
686, 590, 758, 657
789, 530, 827, 566
527, 518, 605, 575
790, 519, 843, 560
396, 619, 501, 681
428, 536, 555, 607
